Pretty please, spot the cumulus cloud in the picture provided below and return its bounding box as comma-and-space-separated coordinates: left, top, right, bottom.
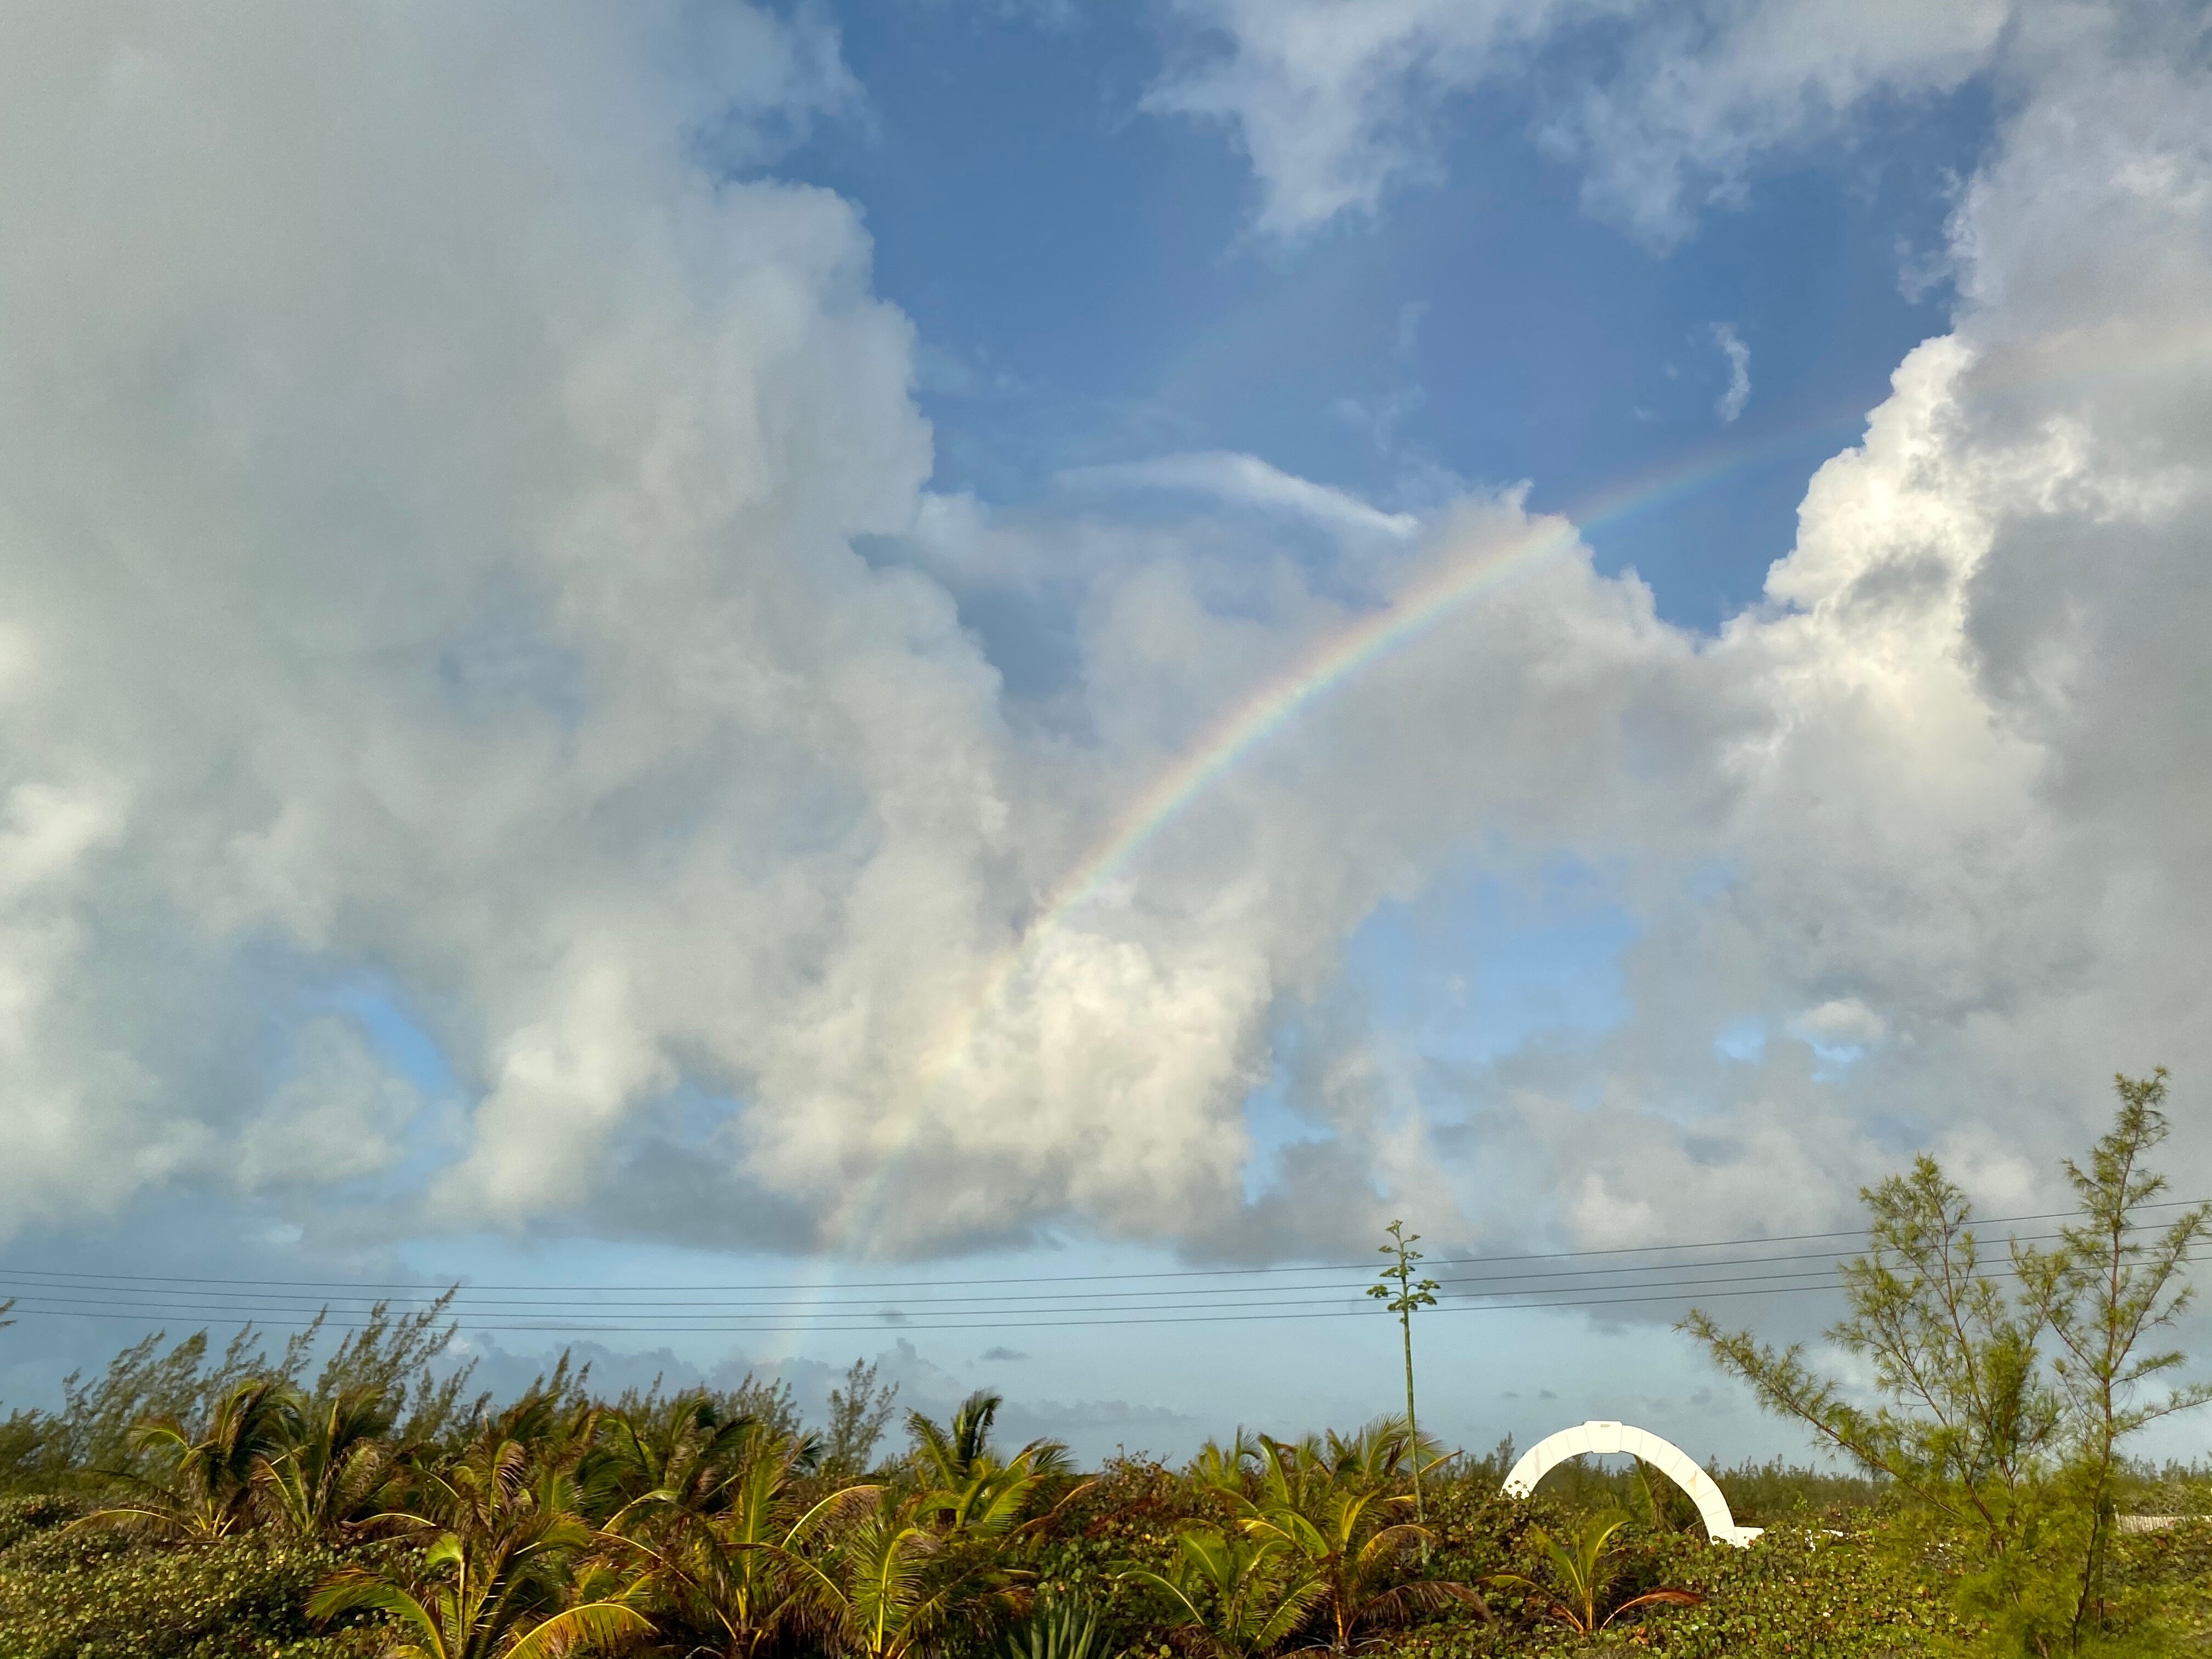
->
1149, 0, 2008, 244
1548, 0, 2010, 246
1147, 0, 1590, 239
0, 0, 963, 1240
233, 1019, 422, 1192
4, 0, 2212, 1287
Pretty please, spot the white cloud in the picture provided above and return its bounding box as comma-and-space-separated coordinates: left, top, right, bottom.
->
1058, 451, 1420, 540
1712, 322, 1751, 422
234, 1019, 420, 1191
1148, 0, 1594, 239
1149, 0, 2010, 244
1548, 0, 2011, 246
4, 0, 2212, 1285
0, 0, 961, 1239
1788, 998, 1885, 1049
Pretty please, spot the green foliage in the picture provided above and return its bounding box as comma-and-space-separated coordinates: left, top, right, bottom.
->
0, 1297, 473, 1499
1029, 1455, 1217, 1639
308, 1295, 479, 1445
1, 1074, 2209, 1659
1590, 1519, 1978, 1658
1699, 1455, 1886, 1524
2015, 1068, 2212, 1650
1121, 1524, 1325, 1659
1483, 1506, 1701, 1636
1003, 1598, 1103, 1659
1685, 1069, 2212, 1655
80, 1376, 297, 1542
0, 1494, 382, 1659
1488, 1447, 1881, 1530
1218, 1425, 1485, 1654
706, 1373, 810, 1448
2, 1397, 2211, 1659
309, 1394, 652, 1659
826, 1359, 902, 1478
2104, 1516, 2212, 1648
907, 1390, 1008, 1486
263, 1386, 411, 1545
1, 1325, 294, 1496
771, 1482, 1025, 1659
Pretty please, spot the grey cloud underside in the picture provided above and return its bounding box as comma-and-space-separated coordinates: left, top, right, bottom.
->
3, 2, 2211, 1273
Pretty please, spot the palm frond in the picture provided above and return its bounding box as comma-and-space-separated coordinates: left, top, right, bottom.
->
1598, 1587, 1706, 1630
502, 1601, 654, 1659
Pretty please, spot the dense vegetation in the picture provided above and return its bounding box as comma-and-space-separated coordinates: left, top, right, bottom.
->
1, 1073, 2207, 1658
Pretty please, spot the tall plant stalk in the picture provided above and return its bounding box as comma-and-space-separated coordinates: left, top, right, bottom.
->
1369, 1221, 1440, 1527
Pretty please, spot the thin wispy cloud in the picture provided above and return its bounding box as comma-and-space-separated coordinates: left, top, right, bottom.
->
1058, 451, 1421, 539
1713, 322, 1751, 422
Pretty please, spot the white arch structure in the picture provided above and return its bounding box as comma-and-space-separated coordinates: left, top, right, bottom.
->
1502, 1420, 1762, 1547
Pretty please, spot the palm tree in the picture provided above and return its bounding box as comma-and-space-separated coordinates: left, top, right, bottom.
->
906, 1390, 1077, 1537
592, 1393, 788, 1528
774, 1482, 1029, 1659
312, 1451, 650, 1659
264, 1384, 410, 1543
907, 1391, 1004, 1487
1483, 1507, 1702, 1637
600, 1421, 817, 1659
313, 1383, 650, 1658
1187, 1431, 1262, 1498
75, 1376, 292, 1541
405, 1388, 602, 1542
311, 1508, 650, 1659
1120, 1526, 1323, 1659
1231, 1432, 1486, 1655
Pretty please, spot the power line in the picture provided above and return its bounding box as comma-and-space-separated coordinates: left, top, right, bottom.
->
0, 1275, 1875, 1335
0, 1222, 2167, 1322
0, 1239, 2092, 1314
0, 1204, 2191, 1342
0, 1262, 1855, 1322
0, 1259, 2076, 1338
0, 1200, 2194, 1299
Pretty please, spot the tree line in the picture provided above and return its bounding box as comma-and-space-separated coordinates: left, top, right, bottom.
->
0, 1070, 2206, 1657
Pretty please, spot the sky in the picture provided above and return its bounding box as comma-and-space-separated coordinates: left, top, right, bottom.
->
4, 0, 2212, 1469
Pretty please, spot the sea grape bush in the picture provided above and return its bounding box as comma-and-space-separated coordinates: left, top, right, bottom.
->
0, 1494, 383, 1659
0, 1381, 2207, 1658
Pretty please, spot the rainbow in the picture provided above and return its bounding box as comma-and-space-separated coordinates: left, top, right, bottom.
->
980, 509, 1570, 982
746, 326, 2212, 1341
937, 416, 1868, 1059
789, 414, 1866, 1280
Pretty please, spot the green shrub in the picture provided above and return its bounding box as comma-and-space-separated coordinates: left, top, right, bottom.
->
0, 1504, 384, 1659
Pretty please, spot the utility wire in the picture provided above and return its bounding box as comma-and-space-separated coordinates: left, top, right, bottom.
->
0, 1241, 2096, 1314
1, 1276, 1874, 1334
0, 1205, 2191, 1338
0, 1261, 2067, 1335
2, 1199, 2197, 1297
0, 1263, 1854, 1321
0, 1223, 2169, 1319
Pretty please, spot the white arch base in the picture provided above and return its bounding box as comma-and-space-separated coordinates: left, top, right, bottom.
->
1502, 1420, 1763, 1548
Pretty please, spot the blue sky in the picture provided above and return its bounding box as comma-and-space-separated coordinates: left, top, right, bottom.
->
4, 0, 2212, 1469
800, 4, 1977, 627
